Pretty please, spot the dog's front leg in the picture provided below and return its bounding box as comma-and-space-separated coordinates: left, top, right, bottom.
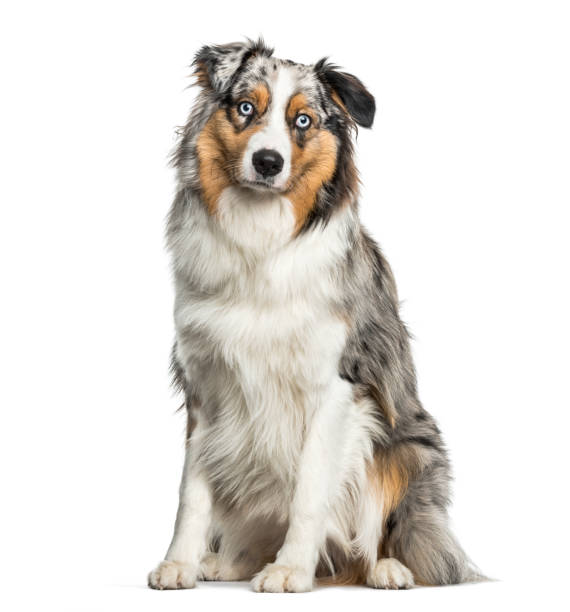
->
251, 380, 351, 593
148, 421, 212, 589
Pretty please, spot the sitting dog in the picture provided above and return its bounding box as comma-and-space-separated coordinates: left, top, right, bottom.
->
148, 38, 480, 592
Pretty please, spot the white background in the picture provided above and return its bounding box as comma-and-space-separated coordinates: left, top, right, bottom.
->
1, 1, 569, 610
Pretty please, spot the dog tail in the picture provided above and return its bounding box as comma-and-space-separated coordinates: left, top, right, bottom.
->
388, 508, 486, 585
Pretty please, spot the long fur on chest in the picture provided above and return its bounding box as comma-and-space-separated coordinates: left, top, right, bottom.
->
170, 186, 358, 514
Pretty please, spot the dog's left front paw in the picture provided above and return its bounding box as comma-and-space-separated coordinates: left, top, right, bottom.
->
251, 563, 313, 592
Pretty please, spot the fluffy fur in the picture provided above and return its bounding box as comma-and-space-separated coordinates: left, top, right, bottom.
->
148, 38, 481, 592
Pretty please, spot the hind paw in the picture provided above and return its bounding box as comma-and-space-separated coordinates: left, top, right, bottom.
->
367, 558, 415, 589
200, 552, 255, 581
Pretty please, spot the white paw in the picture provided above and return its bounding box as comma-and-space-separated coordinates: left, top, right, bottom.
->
367, 558, 415, 589
251, 563, 314, 593
148, 560, 197, 589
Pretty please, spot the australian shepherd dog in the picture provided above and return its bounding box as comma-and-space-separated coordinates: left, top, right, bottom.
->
148, 39, 481, 592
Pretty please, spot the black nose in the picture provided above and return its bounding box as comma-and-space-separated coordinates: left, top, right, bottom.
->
252, 148, 284, 178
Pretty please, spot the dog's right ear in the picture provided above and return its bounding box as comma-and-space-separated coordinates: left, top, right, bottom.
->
193, 38, 273, 95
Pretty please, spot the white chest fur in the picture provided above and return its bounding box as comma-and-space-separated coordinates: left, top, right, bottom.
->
171, 187, 354, 514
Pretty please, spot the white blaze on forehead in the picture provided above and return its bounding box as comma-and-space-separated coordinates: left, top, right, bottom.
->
242, 66, 296, 189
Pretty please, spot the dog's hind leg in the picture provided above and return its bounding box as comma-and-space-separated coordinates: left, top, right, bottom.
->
352, 476, 415, 589
362, 437, 482, 588
381, 468, 482, 586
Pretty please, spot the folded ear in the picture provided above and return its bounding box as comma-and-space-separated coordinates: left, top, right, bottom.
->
315, 58, 376, 128
193, 38, 273, 95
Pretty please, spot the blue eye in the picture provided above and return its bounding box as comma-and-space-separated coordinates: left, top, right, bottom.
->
295, 114, 311, 129
238, 101, 254, 116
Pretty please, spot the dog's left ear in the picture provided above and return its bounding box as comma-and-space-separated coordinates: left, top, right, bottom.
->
315, 59, 376, 128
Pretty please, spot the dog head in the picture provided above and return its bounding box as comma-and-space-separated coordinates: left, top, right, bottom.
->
177, 39, 375, 232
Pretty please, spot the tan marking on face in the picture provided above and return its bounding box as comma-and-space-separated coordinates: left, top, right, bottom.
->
196, 108, 264, 214
285, 93, 317, 125
283, 94, 338, 230
249, 84, 270, 115
286, 130, 338, 231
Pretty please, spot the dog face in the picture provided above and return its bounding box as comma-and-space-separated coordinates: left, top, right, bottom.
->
182, 40, 375, 232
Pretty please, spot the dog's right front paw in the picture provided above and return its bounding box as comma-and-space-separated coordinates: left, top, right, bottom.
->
148, 560, 197, 590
